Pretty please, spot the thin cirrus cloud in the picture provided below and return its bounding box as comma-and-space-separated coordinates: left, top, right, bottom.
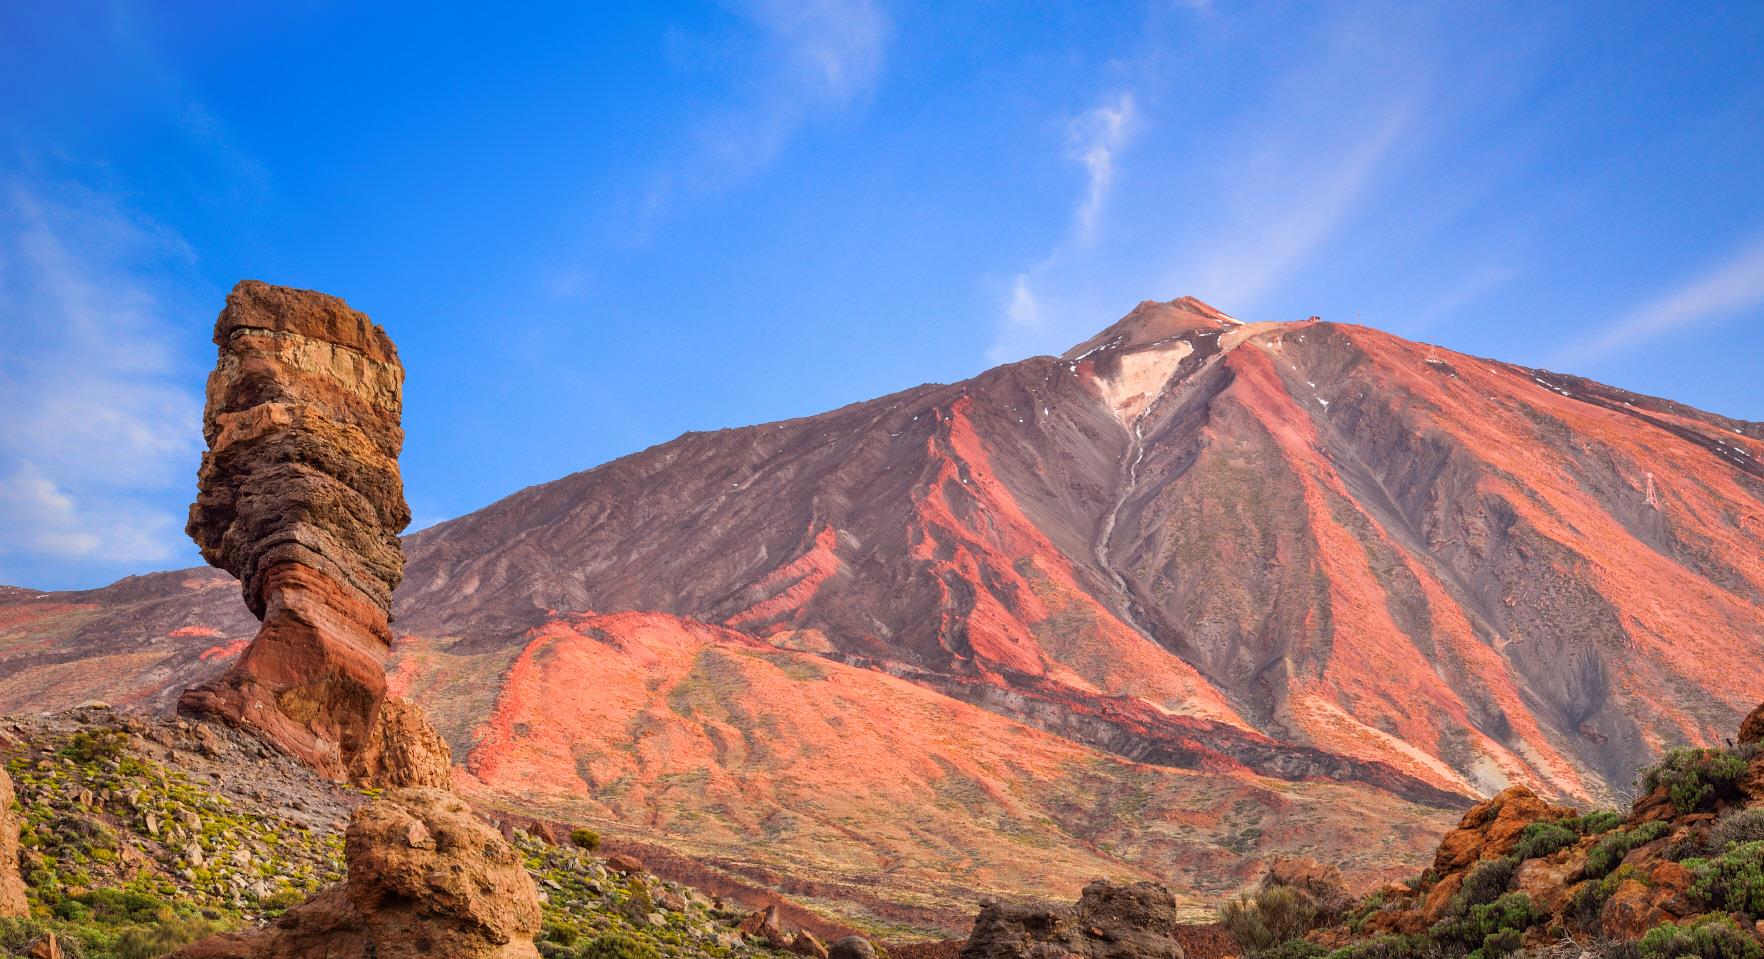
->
991, 92, 1139, 363
635, 0, 889, 233
1557, 232, 1764, 367
988, 4, 1448, 363
0, 175, 204, 581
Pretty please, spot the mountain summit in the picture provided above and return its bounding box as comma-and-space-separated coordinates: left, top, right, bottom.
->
4, 299, 1761, 931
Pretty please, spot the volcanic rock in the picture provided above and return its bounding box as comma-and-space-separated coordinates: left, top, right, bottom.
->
828, 936, 880, 959
176, 280, 442, 787
171, 787, 542, 959
1430, 786, 1569, 875
1740, 702, 1764, 746
739, 903, 788, 947
961, 880, 1185, 959
0, 768, 26, 916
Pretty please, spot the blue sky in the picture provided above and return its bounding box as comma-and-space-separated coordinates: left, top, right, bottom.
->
2, 1, 1762, 590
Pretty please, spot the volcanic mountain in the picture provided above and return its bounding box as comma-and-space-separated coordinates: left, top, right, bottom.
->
5, 297, 1762, 932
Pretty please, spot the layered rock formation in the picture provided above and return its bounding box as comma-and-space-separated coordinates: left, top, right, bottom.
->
165, 282, 539, 957
176, 280, 445, 787
961, 880, 1186, 959
0, 767, 27, 916
173, 787, 541, 959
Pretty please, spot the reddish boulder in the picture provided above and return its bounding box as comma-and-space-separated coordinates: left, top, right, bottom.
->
0, 768, 27, 916
1431, 786, 1567, 875
739, 903, 789, 948
961, 880, 1185, 959
605, 853, 646, 876
171, 787, 541, 959
177, 281, 443, 788
790, 931, 831, 959
1740, 702, 1764, 746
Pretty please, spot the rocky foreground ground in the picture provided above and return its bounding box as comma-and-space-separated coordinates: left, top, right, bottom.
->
0, 705, 862, 959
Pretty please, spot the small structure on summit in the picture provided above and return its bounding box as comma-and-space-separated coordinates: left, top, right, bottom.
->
178, 280, 447, 788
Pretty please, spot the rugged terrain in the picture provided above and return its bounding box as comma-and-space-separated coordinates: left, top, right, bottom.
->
1200, 701, 1764, 959
0, 706, 823, 959
4, 297, 1762, 933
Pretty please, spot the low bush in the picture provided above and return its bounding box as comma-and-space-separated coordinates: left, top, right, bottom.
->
580, 933, 663, 959
111, 911, 225, 959
1582, 822, 1671, 880
1263, 939, 1327, 959
1573, 811, 1624, 836
1515, 822, 1579, 860
1635, 914, 1762, 959
1683, 839, 1764, 916
569, 828, 601, 851
1324, 934, 1438, 959
1433, 892, 1535, 958
1640, 748, 1752, 815
63, 731, 130, 764
1710, 808, 1764, 851
1453, 857, 1521, 914
1223, 885, 1331, 956
1569, 866, 1636, 928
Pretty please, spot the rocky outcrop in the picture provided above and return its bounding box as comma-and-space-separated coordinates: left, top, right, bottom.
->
177, 280, 442, 788
1740, 702, 1764, 746
1429, 786, 1570, 876
1306, 703, 1764, 953
961, 880, 1185, 959
172, 787, 542, 959
0, 768, 27, 916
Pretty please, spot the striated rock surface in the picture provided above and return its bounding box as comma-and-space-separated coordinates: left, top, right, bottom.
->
176, 280, 442, 787
172, 787, 541, 959
0, 767, 26, 916
961, 880, 1185, 959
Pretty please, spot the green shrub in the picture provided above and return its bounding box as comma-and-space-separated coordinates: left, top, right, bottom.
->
1324, 933, 1438, 959
580, 933, 663, 959
1573, 810, 1623, 836
1469, 927, 1522, 959
1451, 857, 1521, 914
0, 917, 57, 956
63, 730, 130, 764
569, 828, 602, 851
112, 911, 225, 959
1641, 748, 1752, 814
618, 879, 656, 926
1222, 886, 1330, 956
1636, 914, 1762, 959
1684, 840, 1764, 915
1569, 866, 1637, 927
1514, 822, 1578, 860
1582, 821, 1671, 880
1263, 940, 1327, 959
1434, 892, 1535, 956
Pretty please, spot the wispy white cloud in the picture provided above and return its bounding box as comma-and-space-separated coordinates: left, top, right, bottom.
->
1179, 100, 1415, 308
1069, 94, 1138, 247
1558, 233, 1764, 366
990, 92, 1140, 363
0, 175, 204, 579
987, 6, 1480, 362
637, 0, 888, 232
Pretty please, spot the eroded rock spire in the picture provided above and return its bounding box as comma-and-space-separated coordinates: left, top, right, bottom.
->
177, 280, 446, 787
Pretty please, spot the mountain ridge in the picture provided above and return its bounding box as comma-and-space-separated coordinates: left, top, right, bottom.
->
4, 298, 1762, 931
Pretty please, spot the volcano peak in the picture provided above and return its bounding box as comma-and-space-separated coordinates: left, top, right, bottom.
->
1060, 296, 1237, 360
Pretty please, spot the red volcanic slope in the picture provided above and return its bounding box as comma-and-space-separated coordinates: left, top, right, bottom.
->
3, 298, 1762, 929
